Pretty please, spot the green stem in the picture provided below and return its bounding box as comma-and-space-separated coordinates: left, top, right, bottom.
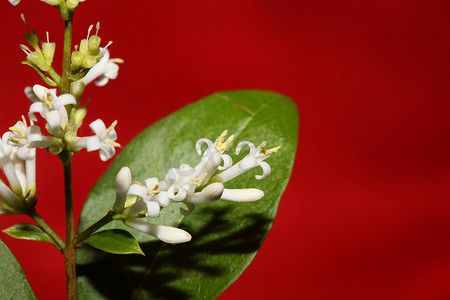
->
28, 208, 65, 251
59, 12, 73, 94
21, 61, 57, 87
74, 212, 114, 246
47, 67, 62, 83
60, 0, 70, 21
59, 150, 76, 300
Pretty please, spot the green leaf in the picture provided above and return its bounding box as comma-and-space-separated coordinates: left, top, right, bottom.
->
0, 238, 37, 299
3, 223, 57, 246
84, 229, 145, 255
77, 90, 298, 300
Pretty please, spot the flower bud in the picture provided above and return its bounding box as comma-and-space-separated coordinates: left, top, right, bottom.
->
27, 51, 49, 72
41, 0, 60, 6
81, 55, 96, 69
114, 167, 132, 212
88, 35, 101, 54
42, 42, 56, 64
71, 51, 83, 70
74, 106, 87, 127
79, 39, 89, 54
24, 31, 39, 50
66, 0, 79, 10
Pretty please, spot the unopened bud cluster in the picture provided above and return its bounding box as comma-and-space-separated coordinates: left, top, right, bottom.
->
71, 23, 108, 71
20, 19, 55, 73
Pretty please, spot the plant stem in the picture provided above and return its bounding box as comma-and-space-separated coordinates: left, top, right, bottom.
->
60, 150, 76, 300
28, 208, 65, 251
60, 12, 73, 94
75, 212, 114, 246
59, 8, 77, 299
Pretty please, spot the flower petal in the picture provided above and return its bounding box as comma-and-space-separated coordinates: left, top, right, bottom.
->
187, 182, 224, 204
145, 201, 160, 218
128, 184, 147, 199
89, 119, 107, 135
255, 161, 271, 180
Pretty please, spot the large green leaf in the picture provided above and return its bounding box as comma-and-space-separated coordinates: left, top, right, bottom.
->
0, 238, 37, 299
77, 90, 298, 299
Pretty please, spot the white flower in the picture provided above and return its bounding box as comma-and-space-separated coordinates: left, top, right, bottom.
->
26, 85, 76, 138
80, 48, 123, 86
75, 119, 120, 161
195, 130, 234, 171
113, 167, 132, 213
213, 141, 280, 183
8, 0, 20, 6
123, 218, 191, 244
128, 178, 162, 218
0, 132, 37, 213
159, 150, 224, 203
6, 116, 44, 150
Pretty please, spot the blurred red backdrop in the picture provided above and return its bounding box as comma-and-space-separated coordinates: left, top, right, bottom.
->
1, 0, 450, 299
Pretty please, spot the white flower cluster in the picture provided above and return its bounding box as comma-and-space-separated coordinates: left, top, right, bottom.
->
112, 131, 280, 244
0, 39, 122, 214
9, 0, 87, 9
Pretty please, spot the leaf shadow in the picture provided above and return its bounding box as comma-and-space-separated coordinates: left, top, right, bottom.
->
77, 205, 273, 300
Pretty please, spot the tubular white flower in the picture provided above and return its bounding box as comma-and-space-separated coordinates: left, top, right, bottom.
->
158, 151, 224, 204
113, 167, 132, 212
80, 48, 123, 86
0, 134, 22, 196
0, 132, 37, 205
213, 141, 280, 183
124, 219, 192, 244
195, 130, 233, 171
0, 179, 21, 212
27, 85, 76, 138
6, 116, 50, 151
159, 164, 197, 202
186, 182, 224, 204
128, 177, 161, 218
75, 119, 120, 161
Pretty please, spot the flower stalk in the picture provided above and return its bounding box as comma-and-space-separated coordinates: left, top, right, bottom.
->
27, 208, 65, 251
60, 150, 76, 300
60, 12, 73, 94
74, 211, 114, 246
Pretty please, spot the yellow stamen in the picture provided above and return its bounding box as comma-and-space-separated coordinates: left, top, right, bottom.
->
259, 141, 281, 157
102, 120, 118, 138
106, 139, 121, 147
21, 115, 28, 128
9, 137, 25, 144
149, 188, 160, 195
134, 180, 143, 186
216, 130, 234, 153
9, 127, 25, 137
43, 92, 53, 109
190, 173, 207, 186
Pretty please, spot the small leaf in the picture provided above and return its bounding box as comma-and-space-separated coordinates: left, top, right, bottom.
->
0, 238, 37, 299
84, 229, 145, 255
3, 223, 57, 246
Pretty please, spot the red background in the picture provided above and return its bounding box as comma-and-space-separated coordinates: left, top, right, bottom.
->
1, 0, 450, 299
